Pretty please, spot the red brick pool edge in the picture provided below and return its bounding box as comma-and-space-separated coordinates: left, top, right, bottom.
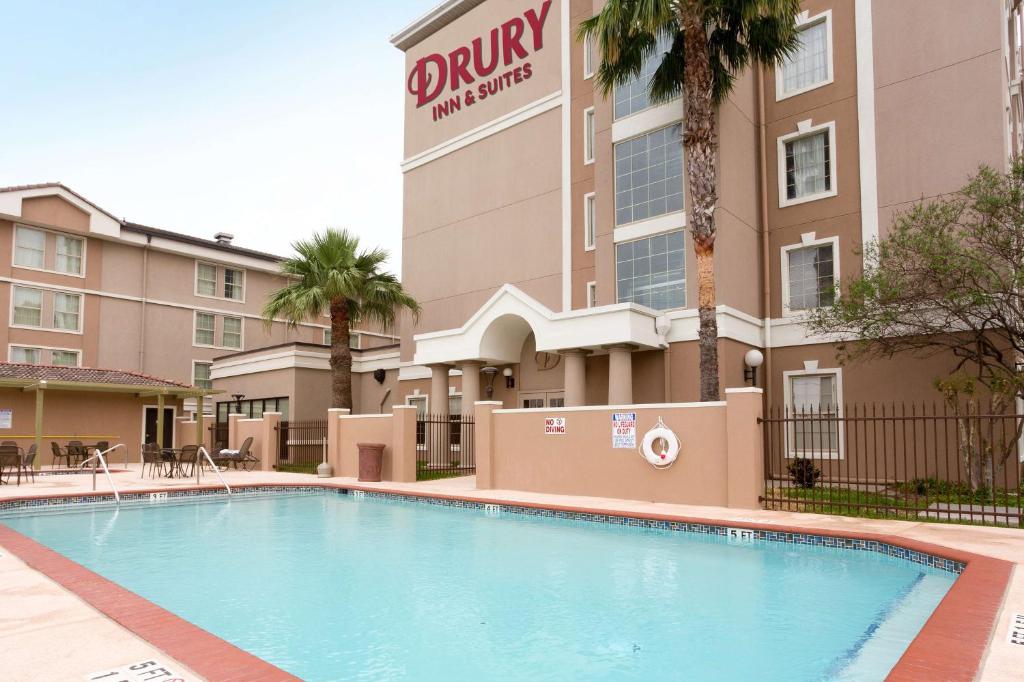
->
0, 482, 1013, 681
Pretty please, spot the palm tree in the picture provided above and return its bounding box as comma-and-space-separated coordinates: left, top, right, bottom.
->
263, 228, 419, 410
580, 0, 800, 401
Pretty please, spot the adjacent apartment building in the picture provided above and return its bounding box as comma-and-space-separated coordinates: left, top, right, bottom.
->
0, 183, 398, 429
388, 0, 1020, 423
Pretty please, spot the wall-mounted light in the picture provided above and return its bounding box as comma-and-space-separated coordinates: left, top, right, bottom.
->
743, 350, 764, 386
503, 366, 515, 389
373, 368, 386, 384
231, 393, 246, 412
481, 366, 499, 398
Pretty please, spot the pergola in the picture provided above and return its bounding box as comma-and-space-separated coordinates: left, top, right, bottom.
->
0, 364, 220, 458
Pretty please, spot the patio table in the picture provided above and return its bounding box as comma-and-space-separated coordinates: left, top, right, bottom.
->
161, 448, 182, 478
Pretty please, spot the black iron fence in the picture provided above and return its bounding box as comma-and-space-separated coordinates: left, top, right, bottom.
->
417, 413, 475, 480
761, 403, 1023, 527
276, 420, 328, 473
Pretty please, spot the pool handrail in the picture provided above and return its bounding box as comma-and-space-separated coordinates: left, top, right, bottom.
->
197, 446, 232, 496
79, 444, 125, 505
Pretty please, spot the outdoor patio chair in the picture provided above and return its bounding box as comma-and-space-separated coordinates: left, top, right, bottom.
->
219, 436, 256, 471
67, 441, 86, 467
51, 442, 71, 469
0, 446, 23, 484
142, 442, 166, 479
177, 445, 199, 477
21, 444, 36, 483
94, 441, 110, 455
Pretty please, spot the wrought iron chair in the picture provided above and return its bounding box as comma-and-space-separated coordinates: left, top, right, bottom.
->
51, 442, 71, 469
0, 445, 23, 484
177, 444, 199, 477
67, 441, 86, 467
141, 442, 166, 479
21, 444, 36, 483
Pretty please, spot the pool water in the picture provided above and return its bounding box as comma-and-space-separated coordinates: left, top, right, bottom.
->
2, 493, 954, 681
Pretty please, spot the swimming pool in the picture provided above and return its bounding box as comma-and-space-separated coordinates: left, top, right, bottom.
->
2, 491, 956, 681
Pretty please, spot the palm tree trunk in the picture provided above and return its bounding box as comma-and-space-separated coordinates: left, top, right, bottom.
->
330, 298, 353, 410
681, 4, 721, 402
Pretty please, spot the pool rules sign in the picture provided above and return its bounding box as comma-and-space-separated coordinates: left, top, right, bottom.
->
612, 412, 637, 448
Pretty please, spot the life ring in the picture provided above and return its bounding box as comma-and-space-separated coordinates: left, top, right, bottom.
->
639, 418, 680, 469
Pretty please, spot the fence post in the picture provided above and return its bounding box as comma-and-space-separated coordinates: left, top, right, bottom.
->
725, 387, 764, 509
261, 412, 281, 471
391, 405, 418, 482
474, 401, 502, 489
327, 408, 350, 476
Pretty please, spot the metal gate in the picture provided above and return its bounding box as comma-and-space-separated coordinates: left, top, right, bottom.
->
416, 413, 475, 480
276, 420, 328, 473
209, 422, 229, 453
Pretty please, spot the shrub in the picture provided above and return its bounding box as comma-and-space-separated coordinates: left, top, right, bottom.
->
787, 458, 822, 489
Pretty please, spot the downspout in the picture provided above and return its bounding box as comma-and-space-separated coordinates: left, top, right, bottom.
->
756, 66, 773, 409
138, 234, 151, 372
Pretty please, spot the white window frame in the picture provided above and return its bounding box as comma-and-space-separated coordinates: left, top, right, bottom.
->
55, 234, 85, 276
10, 285, 44, 329
614, 229, 687, 312
221, 315, 243, 350
349, 332, 361, 350
223, 267, 245, 301
583, 192, 596, 251
8, 344, 81, 367
323, 328, 331, 345
195, 262, 218, 297
11, 224, 87, 278
193, 311, 218, 348
775, 10, 834, 101
52, 291, 83, 332
782, 363, 844, 460
777, 119, 838, 208
194, 261, 246, 303
192, 360, 213, 389
406, 393, 428, 414
583, 107, 595, 165
9, 345, 42, 364
586, 281, 597, 308
583, 32, 595, 79
780, 233, 840, 317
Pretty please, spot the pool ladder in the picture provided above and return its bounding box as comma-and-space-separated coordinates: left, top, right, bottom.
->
196, 446, 232, 496
80, 444, 125, 505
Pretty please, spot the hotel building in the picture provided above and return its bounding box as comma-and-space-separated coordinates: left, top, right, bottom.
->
387, 0, 1021, 420
0, 183, 398, 438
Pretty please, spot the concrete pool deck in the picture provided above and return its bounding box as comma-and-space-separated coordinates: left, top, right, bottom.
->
0, 466, 1021, 680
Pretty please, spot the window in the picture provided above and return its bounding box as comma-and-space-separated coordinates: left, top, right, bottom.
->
223, 268, 244, 300
777, 12, 832, 99
193, 362, 213, 389
779, 122, 836, 206
55, 235, 84, 275
584, 193, 596, 250
785, 240, 836, 312
614, 32, 673, 119
583, 32, 595, 79
10, 346, 40, 364
615, 124, 684, 226
787, 370, 842, 457
323, 328, 331, 345
222, 316, 242, 349
194, 312, 215, 345
14, 227, 45, 268
51, 350, 80, 367
587, 281, 597, 308
53, 292, 81, 331
12, 287, 42, 327
196, 263, 217, 296
616, 230, 685, 310
583, 107, 595, 164
349, 333, 360, 350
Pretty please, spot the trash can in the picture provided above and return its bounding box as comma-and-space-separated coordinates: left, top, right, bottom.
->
357, 442, 385, 482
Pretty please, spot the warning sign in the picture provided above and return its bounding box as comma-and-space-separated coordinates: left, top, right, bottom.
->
544, 417, 566, 435
612, 412, 637, 449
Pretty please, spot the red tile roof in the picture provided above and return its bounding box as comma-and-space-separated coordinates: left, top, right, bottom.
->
0, 362, 192, 389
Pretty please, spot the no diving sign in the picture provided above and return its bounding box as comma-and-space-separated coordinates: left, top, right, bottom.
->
544, 416, 566, 435
612, 412, 637, 449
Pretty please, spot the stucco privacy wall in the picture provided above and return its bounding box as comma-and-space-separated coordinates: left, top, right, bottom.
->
476, 388, 764, 508
326, 406, 418, 482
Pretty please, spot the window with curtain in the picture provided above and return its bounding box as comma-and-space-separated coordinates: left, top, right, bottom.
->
789, 373, 839, 455
584, 108, 595, 163
196, 263, 217, 296
53, 292, 81, 331
616, 230, 685, 310
14, 227, 45, 268
51, 350, 80, 367
10, 346, 41, 364
195, 312, 215, 345
787, 244, 835, 310
193, 362, 213, 389
780, 19, 829, 95
785, 131, 830, 200
615, 124, 684, 225
224, 268, 244, 300
55, 235, 84, 275
222, 316, 242, 349
13, 287, 43, 326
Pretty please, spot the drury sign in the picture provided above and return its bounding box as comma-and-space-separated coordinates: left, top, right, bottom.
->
406, 0, 552, 122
